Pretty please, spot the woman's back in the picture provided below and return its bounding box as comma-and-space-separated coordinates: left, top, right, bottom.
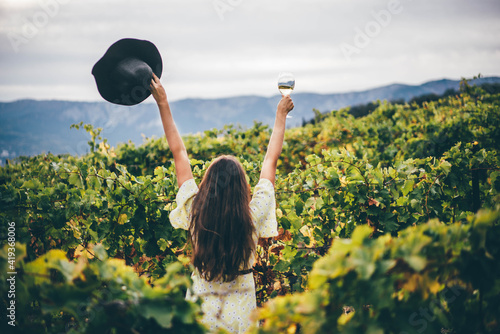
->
170, 173, 279, 333
190, 156, 256, 282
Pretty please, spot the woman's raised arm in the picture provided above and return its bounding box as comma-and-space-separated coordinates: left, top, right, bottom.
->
150, 73, 193, 187
260, 95, 294, 185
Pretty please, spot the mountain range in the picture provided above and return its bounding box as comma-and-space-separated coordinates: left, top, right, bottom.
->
1, 77, 499, 161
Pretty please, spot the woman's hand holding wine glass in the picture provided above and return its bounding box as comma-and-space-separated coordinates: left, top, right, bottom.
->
277, 95, 294, 118
277, 72, 295, 118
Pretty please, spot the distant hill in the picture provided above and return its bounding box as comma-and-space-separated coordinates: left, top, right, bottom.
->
1, 77, 499, 161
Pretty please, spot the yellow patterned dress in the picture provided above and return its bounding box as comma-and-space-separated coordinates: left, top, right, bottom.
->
169, 178, 278, 333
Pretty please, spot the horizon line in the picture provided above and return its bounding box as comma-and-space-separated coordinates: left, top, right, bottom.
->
1, 75, 498, 104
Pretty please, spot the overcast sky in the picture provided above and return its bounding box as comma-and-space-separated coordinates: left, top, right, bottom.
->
1, 0, 499, 102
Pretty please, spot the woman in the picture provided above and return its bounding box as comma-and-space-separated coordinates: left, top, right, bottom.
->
150, 73, 294, 333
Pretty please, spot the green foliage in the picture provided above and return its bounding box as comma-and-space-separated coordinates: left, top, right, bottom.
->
0, 131, 186, 276
0, 79, 499, 331
0, 243, 206, 333
252, 207, 500, 333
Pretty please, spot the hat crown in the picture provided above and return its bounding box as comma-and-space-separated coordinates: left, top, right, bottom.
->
111, 58, 152, 94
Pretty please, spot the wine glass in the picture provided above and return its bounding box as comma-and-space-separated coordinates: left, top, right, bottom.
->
277, 72, 295, 118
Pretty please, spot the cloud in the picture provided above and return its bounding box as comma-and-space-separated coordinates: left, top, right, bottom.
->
0, 0, 499, 102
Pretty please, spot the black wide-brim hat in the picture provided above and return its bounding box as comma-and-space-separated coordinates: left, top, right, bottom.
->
92, 38, 162, 106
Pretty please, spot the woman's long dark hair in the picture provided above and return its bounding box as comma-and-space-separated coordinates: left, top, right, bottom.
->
190, 155, 256, 282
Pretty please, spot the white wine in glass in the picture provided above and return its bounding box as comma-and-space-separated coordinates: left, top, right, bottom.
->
277, 72, 295, 118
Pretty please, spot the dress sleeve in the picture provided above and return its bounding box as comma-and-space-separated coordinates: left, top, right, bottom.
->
168, 178, 198, 230
250, 178, 279, 238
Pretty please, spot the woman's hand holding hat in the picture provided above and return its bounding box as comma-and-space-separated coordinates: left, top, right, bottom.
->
150, 73, 167, 105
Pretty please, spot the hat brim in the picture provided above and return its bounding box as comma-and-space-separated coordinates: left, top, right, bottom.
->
92, 38, 163, 106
